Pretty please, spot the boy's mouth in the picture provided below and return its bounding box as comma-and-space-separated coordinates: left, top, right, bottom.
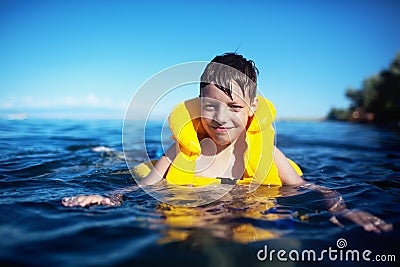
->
210, 125, 233, 133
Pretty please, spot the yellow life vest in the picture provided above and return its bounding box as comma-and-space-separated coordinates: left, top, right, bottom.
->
163, 96, 302, 186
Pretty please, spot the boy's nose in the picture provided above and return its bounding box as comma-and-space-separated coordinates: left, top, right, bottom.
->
214, 106, 229, 124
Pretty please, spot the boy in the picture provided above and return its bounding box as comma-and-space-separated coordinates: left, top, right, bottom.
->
63, 53, 392, 233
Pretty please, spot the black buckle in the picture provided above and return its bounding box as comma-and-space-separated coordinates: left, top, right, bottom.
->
218, 177, 238, 185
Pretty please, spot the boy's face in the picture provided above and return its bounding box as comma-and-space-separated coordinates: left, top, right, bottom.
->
200, 81, 258, 147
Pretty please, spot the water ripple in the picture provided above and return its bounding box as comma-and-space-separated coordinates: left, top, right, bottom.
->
1, 120, 399, 266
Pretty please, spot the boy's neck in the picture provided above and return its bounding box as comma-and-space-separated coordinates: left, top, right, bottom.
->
204, 132, 246, 155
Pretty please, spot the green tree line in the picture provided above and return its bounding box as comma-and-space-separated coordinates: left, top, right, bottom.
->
327, 52, 400, 126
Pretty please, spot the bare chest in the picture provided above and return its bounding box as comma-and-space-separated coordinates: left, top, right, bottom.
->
194, 151, 245, 179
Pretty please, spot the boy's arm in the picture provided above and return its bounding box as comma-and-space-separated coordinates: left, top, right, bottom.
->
274, 147, 305, 185
62, 143, 177, 207
275, 146, 392, 233
139, 143, 176, 185
274, 146, 349, 214
297, 183, 393, 233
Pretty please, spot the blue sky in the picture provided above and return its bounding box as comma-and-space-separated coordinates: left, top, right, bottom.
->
1, 0, 400, 119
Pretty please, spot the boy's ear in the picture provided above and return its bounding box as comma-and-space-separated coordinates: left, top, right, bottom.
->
249, 97, 259, 116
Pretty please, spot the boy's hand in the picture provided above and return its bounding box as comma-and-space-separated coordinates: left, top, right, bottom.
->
62, 194, 121, 207
330, 209, 393, 233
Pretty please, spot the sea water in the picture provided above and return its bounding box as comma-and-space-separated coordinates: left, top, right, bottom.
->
0, 119, 399, 266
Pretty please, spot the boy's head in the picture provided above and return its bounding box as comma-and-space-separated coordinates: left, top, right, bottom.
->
199, 53, 260, 147
200, 53, 259, 101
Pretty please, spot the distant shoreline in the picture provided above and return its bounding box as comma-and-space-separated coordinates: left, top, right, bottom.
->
275, 117, 325, 122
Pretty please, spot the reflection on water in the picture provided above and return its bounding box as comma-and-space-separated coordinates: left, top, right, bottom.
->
0, 119, 399, 266
154, 185, 285, 244
136, 183, 338, 246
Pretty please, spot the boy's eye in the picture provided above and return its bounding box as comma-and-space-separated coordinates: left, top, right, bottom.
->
202, 104, 216, 110
229, 104, 243, 111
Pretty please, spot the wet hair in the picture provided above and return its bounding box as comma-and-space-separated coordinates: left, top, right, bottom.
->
200, 53, 259, 101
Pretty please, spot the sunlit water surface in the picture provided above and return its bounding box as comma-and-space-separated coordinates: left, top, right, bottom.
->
0, 119, 399, 266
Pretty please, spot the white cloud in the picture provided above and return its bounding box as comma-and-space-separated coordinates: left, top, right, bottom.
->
0, 100, 15, 109
0, 94, 178, 120
87, 94, 102, 106
0, 94, 129, 110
